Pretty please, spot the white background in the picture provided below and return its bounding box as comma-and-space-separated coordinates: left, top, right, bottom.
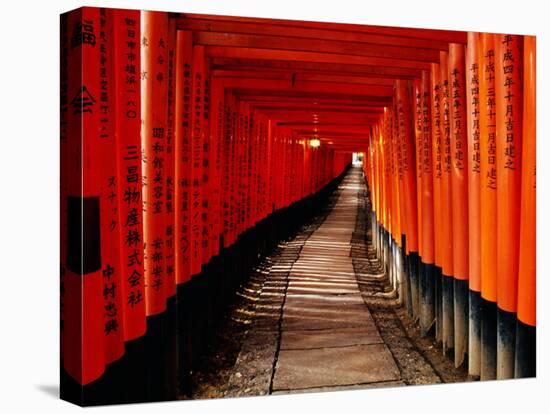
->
0, 0, 547, 412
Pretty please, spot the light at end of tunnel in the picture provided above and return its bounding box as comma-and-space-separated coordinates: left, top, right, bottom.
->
309, 138, 321, 148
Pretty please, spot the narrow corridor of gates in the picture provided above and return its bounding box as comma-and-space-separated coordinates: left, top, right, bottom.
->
188, 167, 468, 398
60, 7, 536, 406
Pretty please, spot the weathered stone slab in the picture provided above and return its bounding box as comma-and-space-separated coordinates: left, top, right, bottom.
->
281, 305, 377, 330
271, 380, 406, 395
286, 280, 359, 295
280, 327, 383, 350
272, 344, 401, 390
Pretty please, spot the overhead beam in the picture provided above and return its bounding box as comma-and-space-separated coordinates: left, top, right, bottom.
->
211, 59, 422, 79
205, 46, 432, 70
194, 31, 440, 62
181, 13, 468, 44
178, 17, 454, 50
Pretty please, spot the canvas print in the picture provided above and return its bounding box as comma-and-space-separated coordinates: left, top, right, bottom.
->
60, 6, 536, 406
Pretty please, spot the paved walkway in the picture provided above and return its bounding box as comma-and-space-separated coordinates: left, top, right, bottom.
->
271, 169, 400, 392
190, 167, 456, 399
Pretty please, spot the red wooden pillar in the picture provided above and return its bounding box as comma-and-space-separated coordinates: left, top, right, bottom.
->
479, 33, 498, 381
495, 34, 523, 379
430, 63, 443, 343
63, 7, 106, 386
465, 31, 482, 377
449, 43, 470, 367
174, 30, 193, 285
141, 10, 168, 315
440, 50, 455, 355
515, 35, 536, 378
411, 79, 424, 319
424, 66, 439, 338
189, 45, 205, 276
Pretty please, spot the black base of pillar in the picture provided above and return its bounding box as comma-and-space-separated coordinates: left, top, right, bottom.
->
420, 262, 435, 337
480, 298, 497, 380
469, 289, 482, 376
408, 252, 420, 319
442, 274, 454, 356
497, 307, 517, 379
515, 320, 536, 378
453, 278, 469, 368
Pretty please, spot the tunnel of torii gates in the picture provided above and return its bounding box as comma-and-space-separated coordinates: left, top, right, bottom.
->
60, 7, 536, 404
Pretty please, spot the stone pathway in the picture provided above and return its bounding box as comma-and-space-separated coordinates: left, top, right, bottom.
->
189, 167, 463, 400
271, 170, 401, 393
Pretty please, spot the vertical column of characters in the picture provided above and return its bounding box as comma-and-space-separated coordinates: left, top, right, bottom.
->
279, 131, 286, 207
465, 32, 482, 376
201, 62, 211, 265
389, 106, 400, 248
374, 125, 381, 227
393, 88, 404, 246
63, 7, 106, 385
374, 124, 382, 254
440, 51, 455, 354
420, 69, 435, 336
96, 8, 125, 366
397, 80, 419, 255
394, 104, 402, 248
209, 79, 224, 257
249, 111, 258, 226
221, 92, 233, 248
495, 34, 523, 379
285, 134, 292, 206
259, 116, 267, 219
380, 114, 389, 233
259, 116, 269, 219
164, 17, 177, 299
234, 102, 244, 237
433, 59, 445, 343
389, 109, 396, 235
233, 101, 241, 239
375, 122, 384, 231
431, 63, 443, 276
225, 95, 235, 245
278, 131, 286, 208
190, 45, 205, 275
141, 10, 168, 315
370, 128, 377, 219
174, 30, 193, 284
449, 43, 470, 367
243, 104, 250, 233
268, 123, 276, 211
515, 35, 536, 378
411, 79, 423, 319
265, 119, 274, 216
246, 108, 252, 220
229, 95, 238, 245
112, 9, 146, 343
253, 116, 261, 221
243, 105, 252, 230
479, 33, 498, 380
